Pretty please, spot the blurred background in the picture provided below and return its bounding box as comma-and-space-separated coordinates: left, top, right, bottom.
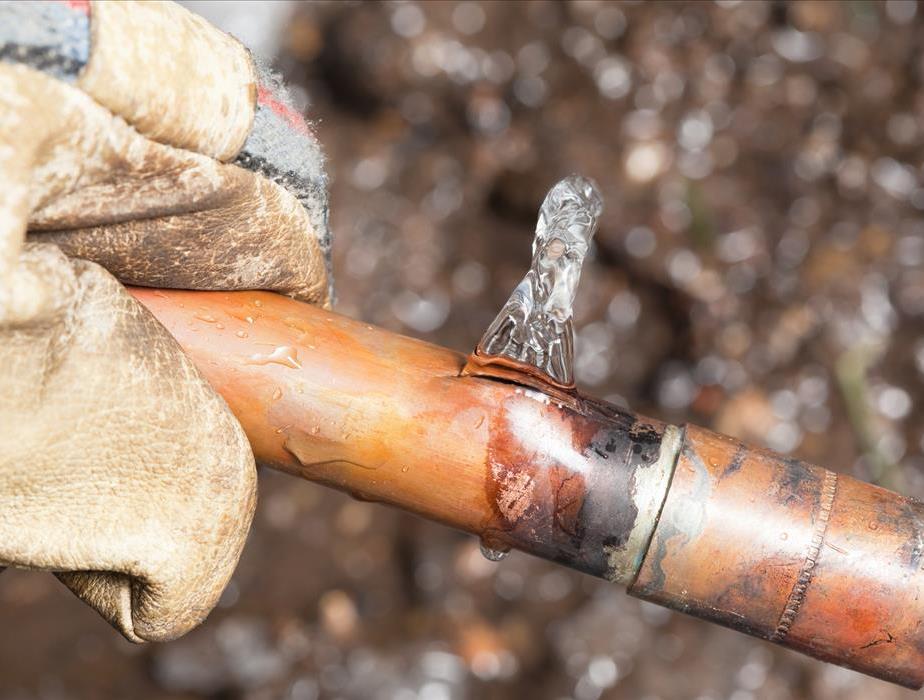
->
4, 1, 924, 698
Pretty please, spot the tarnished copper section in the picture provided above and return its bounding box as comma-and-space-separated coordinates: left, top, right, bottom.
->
630, 424, 924, 689
481, 391, 673, 579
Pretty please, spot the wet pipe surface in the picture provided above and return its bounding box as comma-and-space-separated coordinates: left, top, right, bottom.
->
132, 287, 924, 689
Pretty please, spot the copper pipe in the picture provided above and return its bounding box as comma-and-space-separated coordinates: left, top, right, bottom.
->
130, 287, 924, 689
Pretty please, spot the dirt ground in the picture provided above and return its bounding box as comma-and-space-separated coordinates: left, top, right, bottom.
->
4, 2, 924, 699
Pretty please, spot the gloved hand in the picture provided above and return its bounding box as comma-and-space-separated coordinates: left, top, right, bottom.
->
0, 1, 330, 642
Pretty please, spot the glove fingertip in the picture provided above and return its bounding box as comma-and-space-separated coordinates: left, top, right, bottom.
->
56, 570, 145, 643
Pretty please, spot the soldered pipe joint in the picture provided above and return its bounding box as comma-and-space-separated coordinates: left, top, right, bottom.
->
629, 424, 924, 689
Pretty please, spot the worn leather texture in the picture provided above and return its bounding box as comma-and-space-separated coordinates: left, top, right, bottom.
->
0, 244, 256, 642
14, 60, 329, 305
0, 7, 327, 643
78, 0, 256, 161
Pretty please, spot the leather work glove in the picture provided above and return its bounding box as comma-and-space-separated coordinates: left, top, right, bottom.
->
0, 1, 331, 642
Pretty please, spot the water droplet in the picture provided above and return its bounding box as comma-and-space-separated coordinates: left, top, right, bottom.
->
272, 387, 283, 400
480, 542, 510, 562
195, 313, 217, 323
245, 345, 302, 369
254, 299, 263, 307
246, 316, 254, 324
283, 317, 310, 333
235, 330, 248, 338
401, 465, 409, 473
215, 322, 225, 330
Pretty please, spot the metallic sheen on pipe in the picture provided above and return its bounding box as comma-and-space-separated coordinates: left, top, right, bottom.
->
132, 286, 924, 688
